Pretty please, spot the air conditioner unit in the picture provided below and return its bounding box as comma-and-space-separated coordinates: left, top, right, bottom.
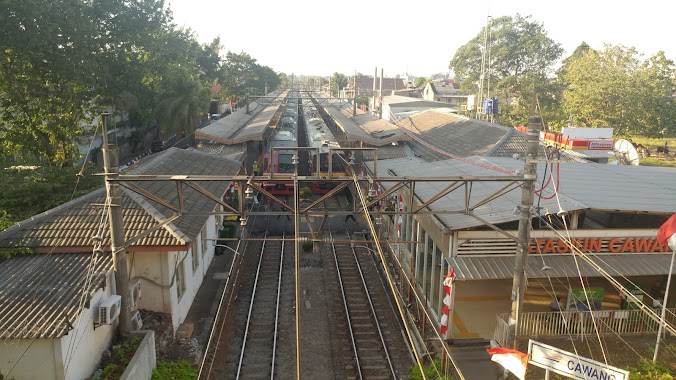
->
129, 279, 142, 310
131, 310, 143, 331
96, 295, 121, 325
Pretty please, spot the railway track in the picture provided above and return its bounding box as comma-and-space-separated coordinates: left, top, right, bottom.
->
328, 229, 398, 380
199, 215, 296, 379
235, 228, 291, 379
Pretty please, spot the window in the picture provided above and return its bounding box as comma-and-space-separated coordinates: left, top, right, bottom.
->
191, 244, 199, 273
201, 227, 209, 258
176, 258, 186, 301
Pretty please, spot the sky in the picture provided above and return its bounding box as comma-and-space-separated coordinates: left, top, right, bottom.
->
167, 0, 676, 78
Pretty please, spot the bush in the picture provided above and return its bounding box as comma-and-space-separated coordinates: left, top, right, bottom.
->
93, 336, 142, 380
410, 358, 454, 380
299, 187, 313, 199
152, 360, 197, 380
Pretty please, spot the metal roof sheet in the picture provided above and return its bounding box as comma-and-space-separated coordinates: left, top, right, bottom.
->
0, 253, 113, 339
368, 157, 587, 230
195, 92, 283, 144
324, 105, 409, 146
398, 110, 511, 161
449, 254, 676, 280
480, 157, 676, 214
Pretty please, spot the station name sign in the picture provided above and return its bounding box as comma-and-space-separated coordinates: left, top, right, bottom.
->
528, 340, 628, 380
529, 237, 670, 254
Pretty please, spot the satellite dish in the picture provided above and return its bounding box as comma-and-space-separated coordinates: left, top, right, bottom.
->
613, 139, 640, 166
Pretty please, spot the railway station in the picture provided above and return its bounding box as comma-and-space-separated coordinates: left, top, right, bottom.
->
188, 87, 676, 377
2, 86, 675, 380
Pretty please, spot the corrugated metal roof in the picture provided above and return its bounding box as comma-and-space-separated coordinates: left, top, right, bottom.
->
398, 110, 511, 161
195, 92, 282, 144
0, 253, 113, 339
324, 105, 409, 146
0, 148, 242, 249
367, 157, 587, 230
449, 254, 676, 280
480, 157, 676, 214
487, 129, 589, 163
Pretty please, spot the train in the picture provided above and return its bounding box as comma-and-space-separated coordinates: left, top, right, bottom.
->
257, 93, 349, 196
260, 99, 299, 195
303, 101, 349, 194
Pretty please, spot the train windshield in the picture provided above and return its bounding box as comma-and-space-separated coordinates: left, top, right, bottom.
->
278, 154, 295, 173
318, 153, 345, 172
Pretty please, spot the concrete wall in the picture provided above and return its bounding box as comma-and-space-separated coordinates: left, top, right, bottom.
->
59, 276, 118, 380
0, 272, 117, 380
120, 330, 156, 380
128, 216, 218, 331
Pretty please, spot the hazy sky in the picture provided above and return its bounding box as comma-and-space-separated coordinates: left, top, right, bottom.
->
167, 0, 675, 78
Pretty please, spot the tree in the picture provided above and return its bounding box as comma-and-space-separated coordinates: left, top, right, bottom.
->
449, 14, 563, 126
154, 65, 211, 145
0, 0, 100, 167
415, 77, 428, 88
560, 45, 676, 136
331, 72, 348, 97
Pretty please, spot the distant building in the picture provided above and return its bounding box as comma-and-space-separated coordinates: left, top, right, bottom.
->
422, 79, 471, 109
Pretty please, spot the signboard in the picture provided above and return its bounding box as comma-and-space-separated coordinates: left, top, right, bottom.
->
528, 340, 629, 380
529, 237, 671, 254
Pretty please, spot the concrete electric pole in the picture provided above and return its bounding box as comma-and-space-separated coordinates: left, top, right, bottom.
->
101, 113, 132, 335
509, 116, 542, 348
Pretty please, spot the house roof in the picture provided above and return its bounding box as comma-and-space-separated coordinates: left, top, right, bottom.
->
429, 81, 462, 96
350, 77, 407, 93
0, 252, 113, 339
398, 109, 511, 160
382, 95, 450, 108
0, 148, 242, 250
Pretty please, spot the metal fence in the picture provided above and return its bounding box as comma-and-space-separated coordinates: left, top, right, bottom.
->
494, 308, 676, 346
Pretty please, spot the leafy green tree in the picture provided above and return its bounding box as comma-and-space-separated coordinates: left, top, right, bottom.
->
0, 0, 100, 167
449, 14, 563, 126
415, 77, 429, 88
154, 65, 211, 145
331, 72, 348, 97
560, 45, 676, 136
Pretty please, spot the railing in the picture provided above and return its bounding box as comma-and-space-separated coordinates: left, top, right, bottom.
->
494, 308, 676, 345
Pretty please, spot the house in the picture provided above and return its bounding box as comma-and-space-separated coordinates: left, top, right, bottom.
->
422, 80, 471, 109
378, 95, 455, 122
0, 147, 242, 379
345, 76, 407, 98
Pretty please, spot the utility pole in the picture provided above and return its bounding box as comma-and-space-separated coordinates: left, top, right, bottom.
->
509, 116, 541, 349
353, 70, 357, 117
101, 113, 132, 335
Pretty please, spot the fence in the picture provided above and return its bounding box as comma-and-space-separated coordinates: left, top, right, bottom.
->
494, 308, 676, 346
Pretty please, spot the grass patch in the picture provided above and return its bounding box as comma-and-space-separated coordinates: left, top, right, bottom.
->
152, 360, 196, 380
410, 358, 454, 380
93, 335, 143, 380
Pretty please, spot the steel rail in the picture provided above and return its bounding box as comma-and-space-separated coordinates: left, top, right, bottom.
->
271, 230, 285, 379
347, 231, 397, 379
329, 228, 363, 380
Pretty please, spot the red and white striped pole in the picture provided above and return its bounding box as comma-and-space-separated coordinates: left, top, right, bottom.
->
440, 268, 455, 339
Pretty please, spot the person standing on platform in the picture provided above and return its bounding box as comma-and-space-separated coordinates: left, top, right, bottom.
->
252, 161, 259, 176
